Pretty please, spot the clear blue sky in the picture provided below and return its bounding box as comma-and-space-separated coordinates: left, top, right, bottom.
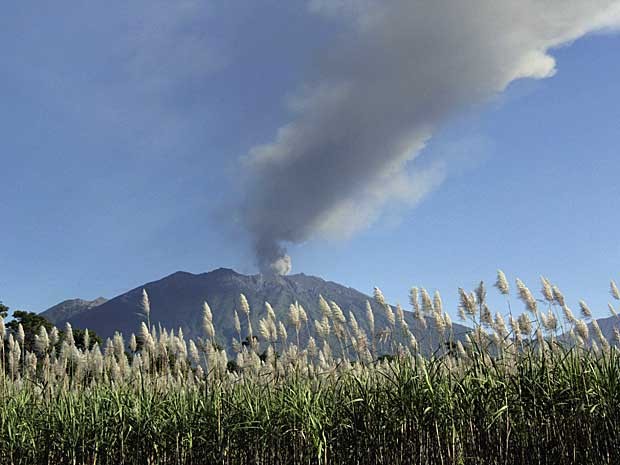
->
1, 2, 619, 321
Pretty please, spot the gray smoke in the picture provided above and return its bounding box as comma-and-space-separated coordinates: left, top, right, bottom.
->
243, 0, 620, 274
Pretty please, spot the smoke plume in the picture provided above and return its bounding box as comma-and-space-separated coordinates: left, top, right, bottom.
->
242, 0, 620, 274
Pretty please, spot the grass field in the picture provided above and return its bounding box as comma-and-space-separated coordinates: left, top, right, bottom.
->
1, 272, 619, 465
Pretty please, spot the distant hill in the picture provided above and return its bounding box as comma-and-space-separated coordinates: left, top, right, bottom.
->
41, 297, 108, 325
46, 268, 469, 351
591, 314, 620, 343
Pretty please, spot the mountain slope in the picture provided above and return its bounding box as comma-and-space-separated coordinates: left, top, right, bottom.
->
56, 268, 469, 351
41, 297, 108, 325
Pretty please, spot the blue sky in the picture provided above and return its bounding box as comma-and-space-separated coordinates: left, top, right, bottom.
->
1, 2, 619, 321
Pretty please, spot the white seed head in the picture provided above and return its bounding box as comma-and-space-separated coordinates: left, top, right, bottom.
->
278, 321, 288, 343
288, 304, 300, 328
265, 302, 276, 321
239, 294, 250, 316
495, 270, 510, 295
518, 313, 532, 336
298, 305, 308, 323
458, 288, 476, 317
540, 277, 554, 302
141, 289, 151, 318
611, 280, 620, 300
420, 288, 433, 315
373, 287, 386, 306
233, 310, 241, 334
562, 305, 576, 324
383, 304, 395, 328
579, 300, 592, 319
317, 295, 331, 320
65, 323, 75, 346
575, 319, 589, 341
365, 301, 375, 336
552, 285, 565, 307
409, 287, 420, 313
515, 279, 537, 313
433, 291, 443, 315
330, 301, 346, 324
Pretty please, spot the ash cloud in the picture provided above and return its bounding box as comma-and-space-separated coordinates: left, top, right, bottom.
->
243, 0, 620, 274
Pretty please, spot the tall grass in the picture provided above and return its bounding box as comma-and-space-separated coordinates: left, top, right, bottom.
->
1, 272, 620, 464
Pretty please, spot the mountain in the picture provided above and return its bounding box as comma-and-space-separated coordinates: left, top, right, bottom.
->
41, 297, 108, 325
46, 268, 469, 351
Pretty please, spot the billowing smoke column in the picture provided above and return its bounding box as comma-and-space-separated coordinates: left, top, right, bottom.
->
243, 0, 620, 275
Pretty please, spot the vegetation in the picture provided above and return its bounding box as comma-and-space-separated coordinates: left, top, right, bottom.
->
1, 272, 620, 464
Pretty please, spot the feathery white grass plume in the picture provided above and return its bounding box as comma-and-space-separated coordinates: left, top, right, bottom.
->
552, 285, 565, 307
82, 328, 90, 351
481, 304, 493, 326
259, 317, 277, 343
443, 312, 452, 331
139, 322, 154, 353
495, 270, 510, 295
536, 328, 544, 348
265, 302, 276, 321
129, 334, 137, 353
330, 301, 346, 324
318, 295, 332, 319
365, 301, 375, 336
395, 304, 405, 327
141, 289, 151, 320
65, 323, 75, 346
515, 279, 537, 313
34, 326, 49, 355
611, 280, 620, 300
592, 319, 607, 347
239, 294, 250, 316
475, 282, 487, 305
307, 336, 317, 357
278, 321, 288, 343
189, 340, 200, 366
540, 277, 554, 303
203, 301, 215, 339
17, 323, 25, 345
608, 303, 618, 318
494, 313, 507, 338
203, 301, 213, 323
433, 310, 446, 336
420, 288, 433, 315
233, 310, 241, 335
544, 310, 558, 332
518, 313, 532, 336
409, 287, 420, 313
298, 304, 308, 324
0, 317, 4, 340
433, 291, 443, 315
458, 288, 476, 317
614, 328, 620, 344
314, 317, 330, 340
288, 303, 300, 328
562, 305, 576, 324
373, 287, 386, 306
383, 303, 396, 328
348, 311, 360, 336
575, 319, 589, 341
579, 300, 592, 319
